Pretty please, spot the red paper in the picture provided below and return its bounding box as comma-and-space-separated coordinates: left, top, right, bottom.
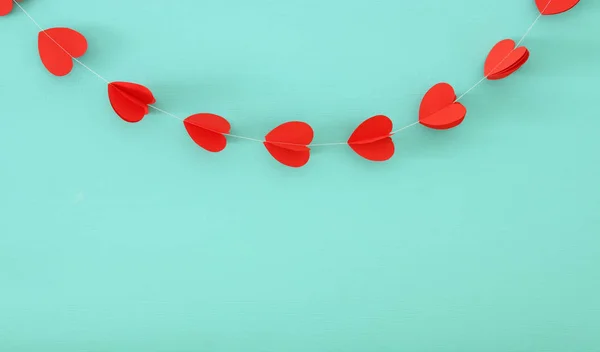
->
107, 82, 156, 123
347, 115, 395, 161
38, 28, 87, 76
0, 0, 21, 16
419, 83, 466, 130
264, 121, 313, 168
484, 39, 529, 80
535, 0, 580, 15
184, 113, 230, 152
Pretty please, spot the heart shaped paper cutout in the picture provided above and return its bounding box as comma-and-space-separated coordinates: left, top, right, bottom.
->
264, 121, 313, 168
347, 115, 395, 161
491, 50, 529, 80
38, 28, 87, 76
419, 83, 467, 130
184, 113, 231, 152
0, 0, 22, 16
484, 39, 529, 80
535, 0, 580, 15
108, 82, 156, 123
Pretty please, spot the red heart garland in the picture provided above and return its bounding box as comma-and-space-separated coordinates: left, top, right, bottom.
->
535, 0, 580, 15
0, 0, 21, 16
347, 115, 395, 161
419, 83, 467, 130
38, 28, 88, 76
107, 82, 156, 123
484, 39, 529, 80
264, 121, 314, 168
183, 113, 231, 152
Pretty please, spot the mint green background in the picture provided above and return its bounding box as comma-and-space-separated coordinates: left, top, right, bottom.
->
1, 0, 599, 351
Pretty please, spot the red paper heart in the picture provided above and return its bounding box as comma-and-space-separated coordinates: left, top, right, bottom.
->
491, 51, 529, 80
419, 83, 467, 130
38, 28, 87, 76
535, 0, 580, 15
484, 39, 529, 80
107, 82, 156, 123
264, 121, 314, 168
347, 115, 395, 161
0, 0, 21, 16
184, 113, 231, 152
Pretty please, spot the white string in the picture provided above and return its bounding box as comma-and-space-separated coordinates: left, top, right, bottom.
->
145, 105, 183, 121
13, 0, 550, 147
516, 9, 546, 47
221, 133, 264, 143
455, 77, 486, 102
390, 121, 420, 134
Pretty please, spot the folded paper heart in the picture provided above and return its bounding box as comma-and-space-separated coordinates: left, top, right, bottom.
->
535, 0, 580, 15
264, 121, 314, 168
348, 115, 395, 161
38, 27, 87, 76
1, 0, 21, 16
484, 39, 529, 80
419, 83, 467, 130
107, 82, 156, 123
184, 113, 231, 152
